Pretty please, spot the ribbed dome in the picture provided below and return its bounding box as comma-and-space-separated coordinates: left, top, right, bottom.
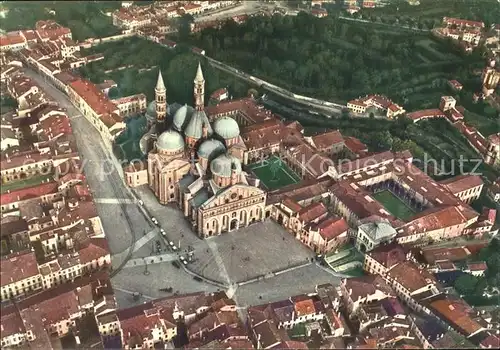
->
210, 153, 242, 178
145, 101, 157, 121
185, 110, 212, 139
213, 116, 239, 140
197, 139, 225, 159
157, 129, 185, 151
173, 104, 189, 131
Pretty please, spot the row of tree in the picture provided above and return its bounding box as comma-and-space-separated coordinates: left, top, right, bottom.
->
184, 12, 480, 103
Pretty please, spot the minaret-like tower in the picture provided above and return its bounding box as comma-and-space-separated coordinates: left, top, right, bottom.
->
155, 70, 167, 123
194, 62, 205, 111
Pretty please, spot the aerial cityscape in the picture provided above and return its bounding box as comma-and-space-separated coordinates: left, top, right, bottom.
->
0, 0, 499, 349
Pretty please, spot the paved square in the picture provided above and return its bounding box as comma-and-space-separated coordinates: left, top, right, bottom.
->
234, 264, 342, 308
111, 264, 219, 309
373, 190, 415, 220
189, 220, 315, 284
248, 156, 301, 190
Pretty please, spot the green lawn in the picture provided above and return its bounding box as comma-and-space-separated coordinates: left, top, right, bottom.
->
1, 174, 54, 194
248, 156, 301, 190
373, 190, 416, 221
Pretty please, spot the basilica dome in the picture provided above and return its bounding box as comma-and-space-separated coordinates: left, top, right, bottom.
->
172, 104, 193, 131
197, 139, 225, 160
157, 129, 185, 152
145, 101, 157, 122
213, 116, 239, 140
185, 110, 212, 139
210, 153, 242, 178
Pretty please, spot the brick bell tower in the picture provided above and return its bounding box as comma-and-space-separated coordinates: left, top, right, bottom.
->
155, 70, 167, 128
193, 62, 205, 111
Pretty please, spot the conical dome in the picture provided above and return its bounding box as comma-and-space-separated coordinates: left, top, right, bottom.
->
185, 110, 212, 139
210, 153, 242, 178
197, 139, 225, 160
213, 116, 240, 140
157, 129, 184, 152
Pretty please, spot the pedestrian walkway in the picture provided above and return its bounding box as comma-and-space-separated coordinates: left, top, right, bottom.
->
94, 198, 137, 204
123, 253, 177, 269
132, 229, 159, 253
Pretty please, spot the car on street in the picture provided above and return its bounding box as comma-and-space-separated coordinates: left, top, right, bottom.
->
169, 241, 178, 251
152, 217, 158, 225
180, 256, 188, 265
160, 229, 166, 238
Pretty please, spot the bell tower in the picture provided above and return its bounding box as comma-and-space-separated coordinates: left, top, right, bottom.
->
155, 70, 167, 123
194, 62, 205, 111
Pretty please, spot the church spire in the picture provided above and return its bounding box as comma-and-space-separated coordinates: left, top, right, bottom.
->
194, 62, 205, 111
194, 62, 204, 83
155, 69, 167, 123
156, 70, 166, 92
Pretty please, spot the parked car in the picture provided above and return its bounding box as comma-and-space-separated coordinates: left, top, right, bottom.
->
160, 229, 166, 237
180, 256, 188, 265
152, 217, 158, 225
169, 241, 177, 251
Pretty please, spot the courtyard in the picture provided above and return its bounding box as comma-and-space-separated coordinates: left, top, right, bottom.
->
248, 155, 301, 190
372, 189, 416, 221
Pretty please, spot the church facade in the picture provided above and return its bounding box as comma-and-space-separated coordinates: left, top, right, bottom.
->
125, 64, 266, 238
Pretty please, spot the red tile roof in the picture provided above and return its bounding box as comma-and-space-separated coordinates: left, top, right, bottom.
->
388, 261, 437, 293
407, 109, 445, 121
0, 307, 25, 337
78, 238, 110, 264
69, 79, 119, 116
467, 262, 487, 272
281, 196, 302, 213
298, 202, 328, 223
1, 181, 59, 206
294, 299, 316, 317
314, 216, 349, 241
0, 33, 26, 46
367, 243, 406, 269
343, 275, 395, 301
310, 130, 344, 150
0, 251, 40, 287
440, 174, 483, 194
429, 298, 483, 335
343, 136, 368, 155
443, 17, 485, 28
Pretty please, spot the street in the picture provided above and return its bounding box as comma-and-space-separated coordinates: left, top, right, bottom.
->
194, 1, 286, 23
23, 68, 151, 256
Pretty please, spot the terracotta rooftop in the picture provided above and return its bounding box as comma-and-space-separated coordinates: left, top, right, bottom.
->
310, 130, 344, 150
367, 243, 407, 269
0, 251, 40, 287
267, 178, 333, 205
343, 136, 368, 155
1, 181, 59, 206
429, 298, 483, 335
312, 216, 349, 241
387, 261, 437, 293
78, 238, 110, 265
297, 202, 328, 223
440, 174, 483, 195
281, 196, 302, 213
69, 79, 118, 116
343, 275, 394, 302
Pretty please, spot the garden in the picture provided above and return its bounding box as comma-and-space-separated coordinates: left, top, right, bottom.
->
451, 238, 500, 307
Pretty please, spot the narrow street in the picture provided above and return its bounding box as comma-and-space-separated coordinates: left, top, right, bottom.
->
22, 68, 151, 256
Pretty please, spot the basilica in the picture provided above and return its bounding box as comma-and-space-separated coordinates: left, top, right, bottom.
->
128, 64, 266, 238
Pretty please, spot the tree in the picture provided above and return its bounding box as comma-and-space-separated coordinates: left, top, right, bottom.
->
454, 274, 479, 295
108, 86, 120, 99
178, 14, 194, 40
